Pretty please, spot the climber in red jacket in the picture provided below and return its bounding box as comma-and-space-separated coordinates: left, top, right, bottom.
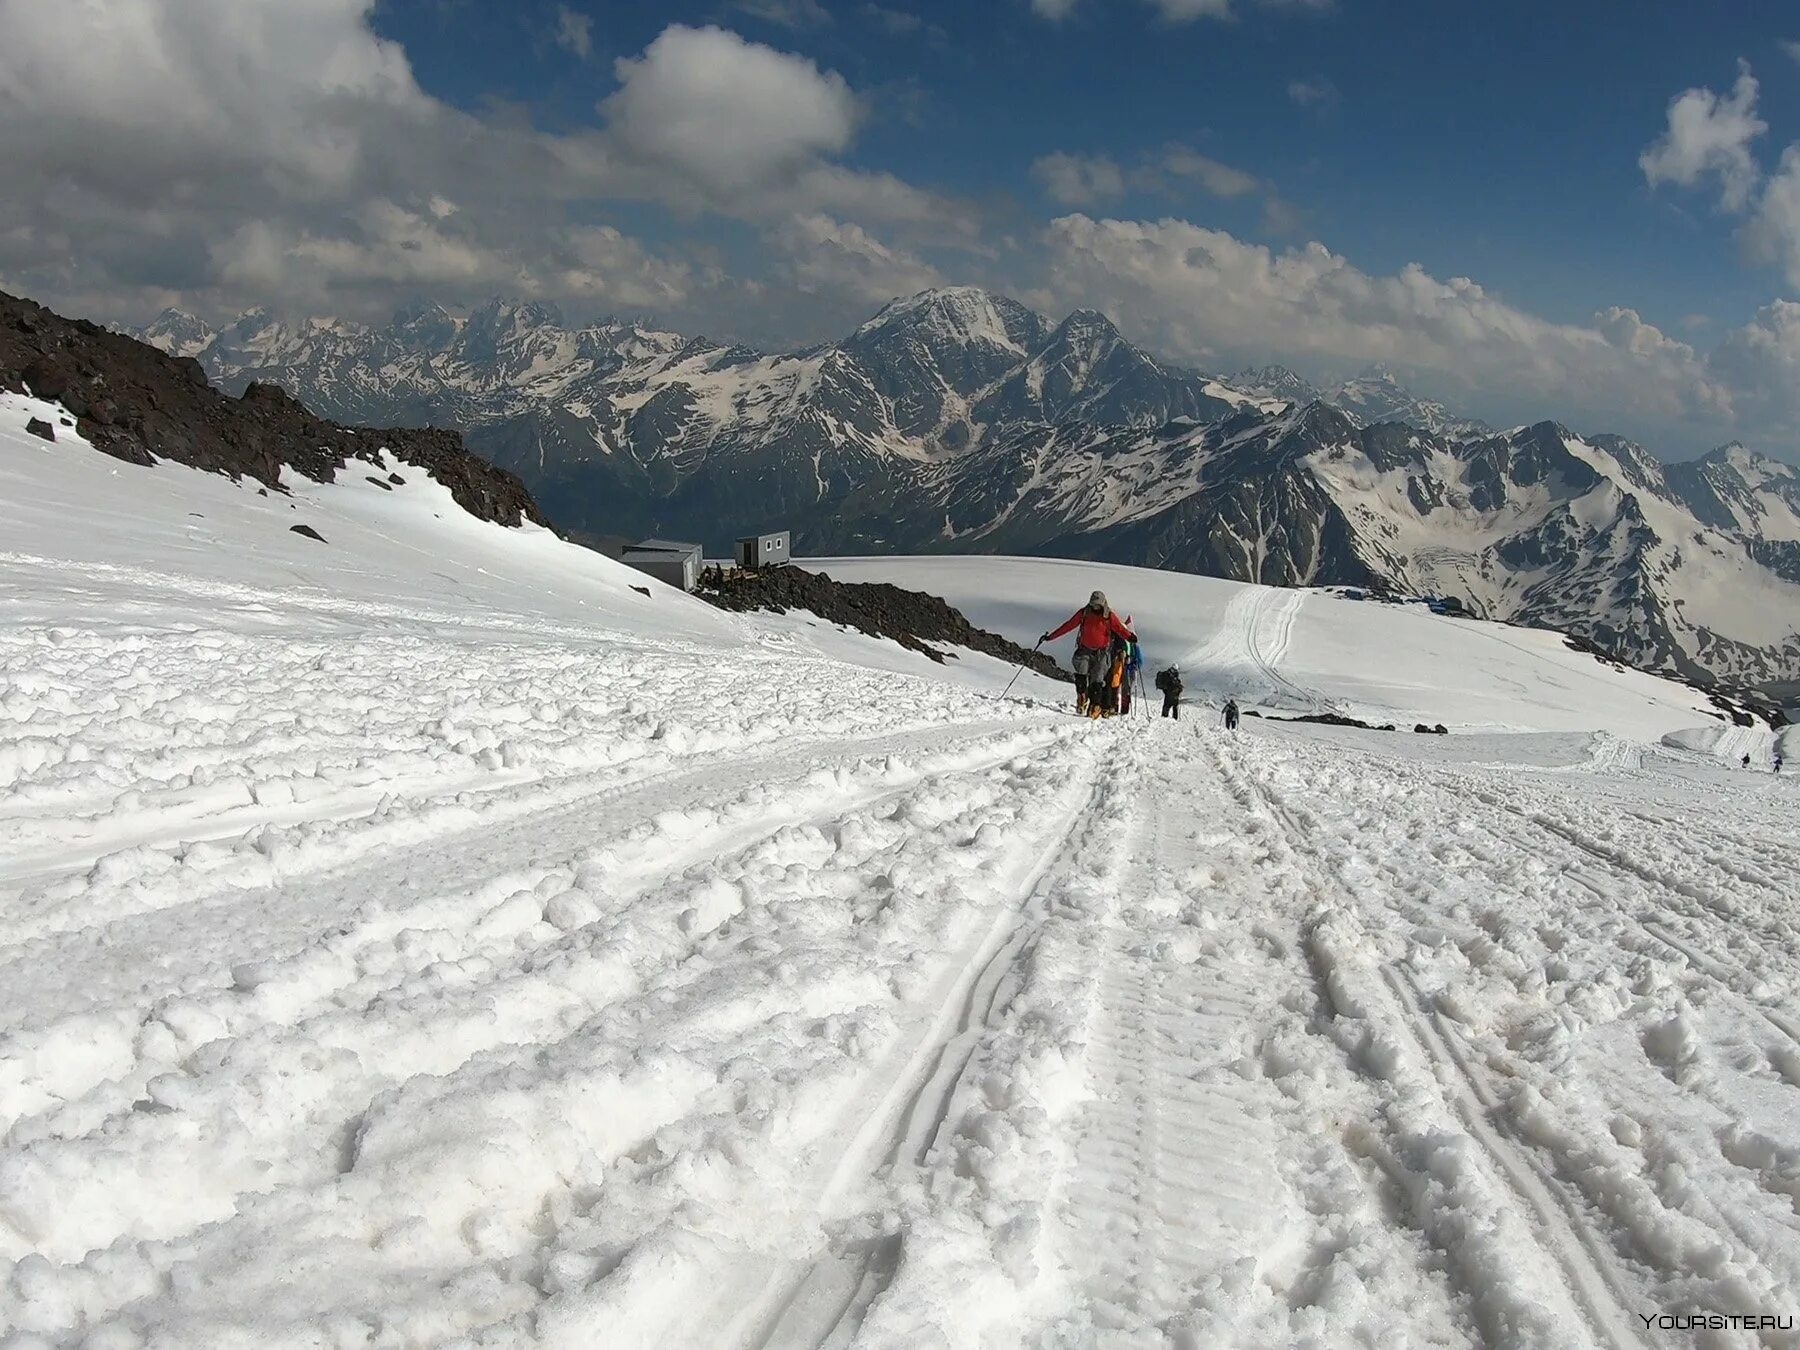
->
1043, 591, 1136, 716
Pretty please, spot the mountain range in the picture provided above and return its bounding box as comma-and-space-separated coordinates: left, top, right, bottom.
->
139, 288, 1800, 687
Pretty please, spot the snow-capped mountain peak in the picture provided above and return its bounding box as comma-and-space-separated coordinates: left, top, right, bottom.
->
143, 285, 1800, 686
139, 308, 217, 359
854, 286, 1047, 357
1329, 366, 1490, 440
1230, 365, 1326, 408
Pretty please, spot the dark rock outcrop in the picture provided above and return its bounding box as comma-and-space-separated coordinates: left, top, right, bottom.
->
697, 564, 1069, 680
24, 417, 54, 442
1, 290, 543, 528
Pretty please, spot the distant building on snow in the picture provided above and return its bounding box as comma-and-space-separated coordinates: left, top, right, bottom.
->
735, 530, 791, 570
621, 538, 703, 591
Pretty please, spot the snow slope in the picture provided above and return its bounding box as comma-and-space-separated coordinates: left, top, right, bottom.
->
813, 555, 1723, 739
5, 403, 1799, 1348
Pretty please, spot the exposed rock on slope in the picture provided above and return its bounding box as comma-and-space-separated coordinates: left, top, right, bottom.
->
3, 291, 542, 528
697, 564, 1068, 679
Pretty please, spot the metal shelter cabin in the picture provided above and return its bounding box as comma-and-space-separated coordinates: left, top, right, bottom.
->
735, 530, 791, 570
621, 538, 703, 592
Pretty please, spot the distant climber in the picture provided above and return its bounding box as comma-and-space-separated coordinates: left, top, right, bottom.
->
1154, 665, 1183, 719
1223, 698, 1240, 732
1777, 752, 1785, 775
1043, 591, 1135, 717
1743, 753, 1752, 769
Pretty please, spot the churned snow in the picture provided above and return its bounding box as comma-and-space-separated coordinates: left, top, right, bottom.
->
4, 400, 1799, 1348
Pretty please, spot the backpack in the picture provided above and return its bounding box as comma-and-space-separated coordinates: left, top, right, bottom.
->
1155, 667, 1180, 694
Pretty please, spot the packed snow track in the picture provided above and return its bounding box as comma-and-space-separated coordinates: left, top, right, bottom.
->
4, 414, 1799, 1347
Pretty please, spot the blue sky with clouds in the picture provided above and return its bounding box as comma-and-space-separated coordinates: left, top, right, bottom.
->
4, 0, 1800, 458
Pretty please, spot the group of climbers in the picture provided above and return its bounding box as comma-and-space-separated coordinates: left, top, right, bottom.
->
1042, 591, 1138, 720
1039, 590, 1239, 730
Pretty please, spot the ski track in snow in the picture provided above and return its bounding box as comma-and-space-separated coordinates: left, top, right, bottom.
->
1178, 585, 1332, 716
7, 657, 1800, 1348
4, 430, 1800, 1346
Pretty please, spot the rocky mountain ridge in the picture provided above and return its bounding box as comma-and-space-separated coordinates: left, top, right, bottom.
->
137, 287, 1800, 686
5, 290, 542, 528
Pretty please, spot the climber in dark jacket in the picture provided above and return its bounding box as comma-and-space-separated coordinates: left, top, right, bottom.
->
1154, 665, 1183, 719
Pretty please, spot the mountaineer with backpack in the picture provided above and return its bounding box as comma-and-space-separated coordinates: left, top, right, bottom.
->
1120, 634, 1143, 715
1223, 698, 1241, 732
1043, 591, 1136, 718
1154, 665, 1183, 719
1100, 624, 1134, 717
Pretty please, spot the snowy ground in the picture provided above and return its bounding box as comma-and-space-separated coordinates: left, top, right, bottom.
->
4, 402, 1799, 1348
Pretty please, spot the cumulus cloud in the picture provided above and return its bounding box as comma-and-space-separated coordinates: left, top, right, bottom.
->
1708, 299, 1800, 435
0, 1, 956, 329
1640, 64, 1766, 211
1747, 145, 1800, 289
1782, 39, 1800, 65
1640, 64, 1800, 293
1036, 214, 1736, 433
603, 25, 858, 202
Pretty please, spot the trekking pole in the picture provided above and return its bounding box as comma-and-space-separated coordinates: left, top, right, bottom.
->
1000, 638, 1043, 702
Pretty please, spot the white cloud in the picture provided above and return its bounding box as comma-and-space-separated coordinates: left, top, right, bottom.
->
0, 2, 957, 330
1160, 146, 1259, 198
1639, 64, 1766, 211
551, 226, 695, 309
799, 163, 978, 240
1031, 0, 1082, 18
1594, 305, 1697, 361
1709, 299, 1800, 434
1640, 65, 1800, 295
777, 213, 943, 300
1033, 152, 1128, 206
1037, 214, 1735, 432
1747, 144, 1800, 289
554, 6, 593, 60
1033, 145, 1275, 216
1782, 38, 1800, 65
604, 25, 858, 202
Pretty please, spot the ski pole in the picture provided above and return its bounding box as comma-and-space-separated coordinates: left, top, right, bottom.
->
1001, 638, 1043, 702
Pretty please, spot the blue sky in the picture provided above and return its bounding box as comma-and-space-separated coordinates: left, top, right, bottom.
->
4, 0, 1800, 458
